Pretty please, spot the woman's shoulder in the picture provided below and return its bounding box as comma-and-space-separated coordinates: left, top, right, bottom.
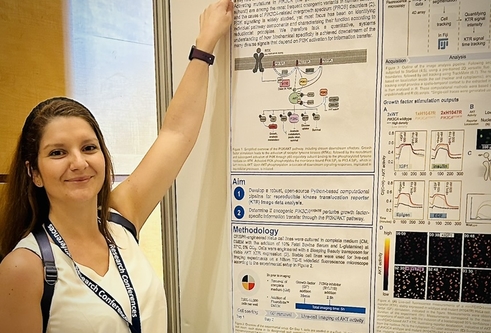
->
0, 247, 44, 330
1, 233, 43, 289
0, 246, 44, 294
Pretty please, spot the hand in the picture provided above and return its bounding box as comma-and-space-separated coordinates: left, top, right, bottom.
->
196, 0, 234, 53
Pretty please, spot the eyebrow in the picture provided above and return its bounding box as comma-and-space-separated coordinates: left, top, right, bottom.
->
41, 137, 99, 151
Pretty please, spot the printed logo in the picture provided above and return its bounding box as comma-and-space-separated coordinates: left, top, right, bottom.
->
438, 38, 449, 50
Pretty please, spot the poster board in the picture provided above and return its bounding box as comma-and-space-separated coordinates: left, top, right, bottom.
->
173, 0, 491, 332
229, 0, 491, 332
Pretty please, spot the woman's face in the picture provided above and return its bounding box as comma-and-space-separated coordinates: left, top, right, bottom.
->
32, 116, 106, 208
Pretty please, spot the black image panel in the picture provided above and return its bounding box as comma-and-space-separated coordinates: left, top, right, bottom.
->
395, 231, 427, 265
477, 128, 491, 150
393, 265, 426, 300
428, 232, 462, 267
462, 269, 491, 304
464, 233, 491, 269
427, 267, 460, 302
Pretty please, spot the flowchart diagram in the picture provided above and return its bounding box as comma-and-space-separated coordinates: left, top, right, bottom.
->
234, 48, 367, 141
385, 0, 490, 56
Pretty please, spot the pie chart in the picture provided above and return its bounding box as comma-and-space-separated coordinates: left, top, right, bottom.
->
242, 275, 256, 291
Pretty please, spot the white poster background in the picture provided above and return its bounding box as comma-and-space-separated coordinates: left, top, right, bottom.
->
230, 0, 491, 332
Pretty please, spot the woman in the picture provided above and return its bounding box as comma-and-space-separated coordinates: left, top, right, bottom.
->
0, 0, 233, 332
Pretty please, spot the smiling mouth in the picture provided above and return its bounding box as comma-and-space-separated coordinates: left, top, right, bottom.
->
66, 176, 92, 183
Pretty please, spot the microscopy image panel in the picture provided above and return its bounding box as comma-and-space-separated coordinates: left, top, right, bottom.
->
428, 232, 463, 267
464, 233, 491, 269
477, 128, 491, 150
427, 267, 460, 302
395, 231, 427, 265
393, 265, 426, 299
462, 269, 491, 304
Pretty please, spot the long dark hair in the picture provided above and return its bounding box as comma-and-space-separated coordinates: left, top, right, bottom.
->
0, 97, 115, 257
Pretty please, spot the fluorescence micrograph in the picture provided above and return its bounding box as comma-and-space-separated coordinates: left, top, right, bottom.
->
462, 269, 491, 304
428, 233, 463, 267
426, 267, 461, 302
392, 232, 491, 303
464, 233, 491, 269
395, 231, 427, 265
393, 266, 426, 299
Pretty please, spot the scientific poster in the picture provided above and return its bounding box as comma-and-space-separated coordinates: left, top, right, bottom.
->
230, 0, 491, 332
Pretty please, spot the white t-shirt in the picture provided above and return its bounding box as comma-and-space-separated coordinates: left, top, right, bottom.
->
14, 222, 167, 332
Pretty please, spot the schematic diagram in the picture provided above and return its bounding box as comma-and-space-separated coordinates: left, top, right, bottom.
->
254, 49, 336, 135
234, 49, 367, 141
259, 72, 331, 126
479, 152, 491, 181
384, 0, 490, 57
477, 129, 491, 181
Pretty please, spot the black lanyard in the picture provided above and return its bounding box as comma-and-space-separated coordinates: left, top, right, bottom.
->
45, 220, 142, 333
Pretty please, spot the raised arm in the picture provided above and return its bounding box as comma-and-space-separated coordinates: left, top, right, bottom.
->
109, 0, 233, 230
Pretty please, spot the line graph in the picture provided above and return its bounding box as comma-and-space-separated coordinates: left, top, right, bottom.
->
466, 194, 491, 224
394, 131, 427, 171
430, 130, 464, 171
428, 181, 461, 221
393, 180, 425, 220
